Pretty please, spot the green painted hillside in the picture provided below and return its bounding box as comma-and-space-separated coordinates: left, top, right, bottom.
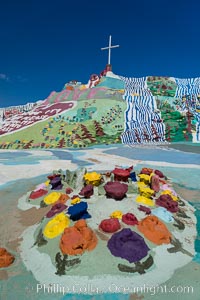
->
0, 98, 126, 149
0, 73, 200, 148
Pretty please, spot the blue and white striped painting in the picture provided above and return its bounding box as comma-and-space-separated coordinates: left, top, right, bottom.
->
175, 78, 200, 142
175, 78, 200, 98
120, 77, 166, 145
120, 76, 200, 144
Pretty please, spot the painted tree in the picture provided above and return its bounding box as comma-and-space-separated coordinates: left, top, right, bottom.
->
70, 133, 83, 147
165, 123, 171, 142
74, 133, 81, 140
143, 128, 151, 142
134, 128, 141, 143
80, 124, 96, 142
58, 138, 66, 148
151, 125, 160, 141
23, 140, 34, 149
183, 132, 189, 141
93, 120, 105, 137
16, 143, 22, 149
186, 110, 192, 133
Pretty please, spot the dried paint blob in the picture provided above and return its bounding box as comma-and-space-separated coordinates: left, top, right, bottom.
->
136, 195, 155, 207
151, 207, 174, 223
107, 228, 149, 263
104, 181, 128, 200
138, 215, 172, 245
99, 218, 121, 233
79, 184, 94, 198
68, 202, 91, 221
46, 203, 67, 218
43, 212, 70, 239
60, 219, 98, 255
156, 194, 178, 213
0, 248, 15, 268
29, 189, 48, 200
122, 213, 138, 225
44, 192, 62, 205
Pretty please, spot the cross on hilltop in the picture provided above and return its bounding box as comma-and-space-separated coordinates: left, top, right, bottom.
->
101, 35, 119, 69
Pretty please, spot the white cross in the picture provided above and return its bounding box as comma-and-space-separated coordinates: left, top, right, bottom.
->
101, 35, 119, 65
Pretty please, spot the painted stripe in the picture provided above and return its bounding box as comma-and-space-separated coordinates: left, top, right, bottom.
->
175, 78, 200, 97
121, 77, 166, 144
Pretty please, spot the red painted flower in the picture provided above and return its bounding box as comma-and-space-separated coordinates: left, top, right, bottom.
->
29, 189, 48, 200
122, 213, 138, 225
99, 218, 121, 233
112, 167, 131, 182
104, 181, 128, 200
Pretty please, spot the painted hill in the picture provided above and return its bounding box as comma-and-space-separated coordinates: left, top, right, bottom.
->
0, 69, 200, 149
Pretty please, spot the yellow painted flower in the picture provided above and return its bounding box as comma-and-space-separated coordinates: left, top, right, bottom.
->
137, 181, 147, 188
71, 197, 81, 205
44, 180, 50, 186
161, 190, 178, 201
138, 174, 150, 184
110, 210, 123, 219
138, 186, 155, 198
136, 195, 155, 207
149, 172, 155, 179
43, 212, 70, 239
84, 172, 101, 186
44, 192, 62, 205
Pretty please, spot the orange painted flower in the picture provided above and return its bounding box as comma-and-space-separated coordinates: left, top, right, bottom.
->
138, 215, 171, 245
0, 248, 15, 268
60, 219, 98, 255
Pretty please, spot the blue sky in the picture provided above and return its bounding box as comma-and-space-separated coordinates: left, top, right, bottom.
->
0, 0, 200, 107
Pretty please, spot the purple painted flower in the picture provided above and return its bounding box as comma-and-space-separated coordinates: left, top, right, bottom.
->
79, 184, 94, 198
138, 205, 151, 215
50, 176, 63, 190
46, 203, 67, 218
156, 194, 178, 213
107, 228, 149, 263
